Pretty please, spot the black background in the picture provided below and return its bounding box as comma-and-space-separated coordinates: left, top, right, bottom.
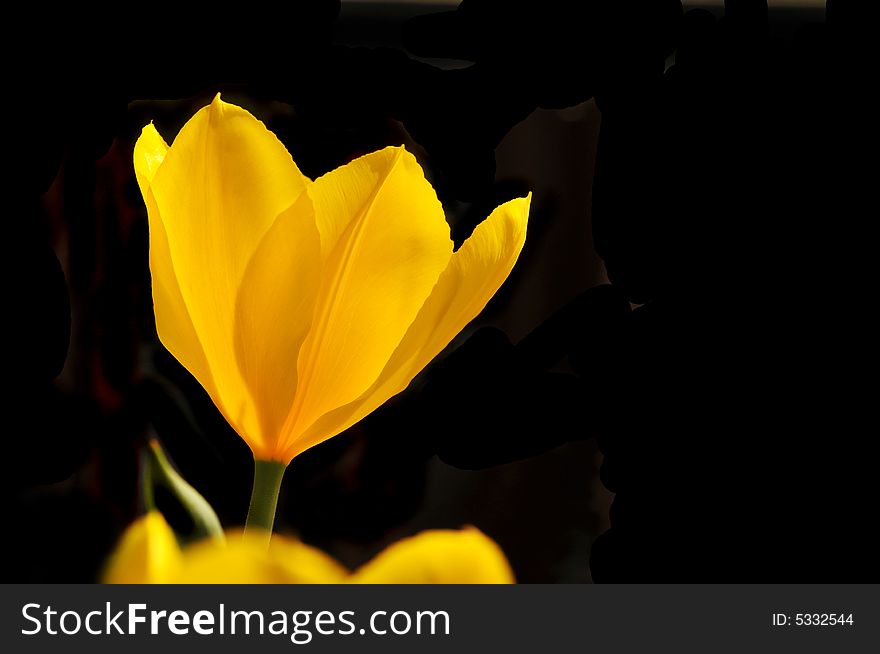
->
5, 1, 876, 582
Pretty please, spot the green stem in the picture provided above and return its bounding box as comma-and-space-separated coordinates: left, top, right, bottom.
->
244, 459, 287, 545
141, 445, 156, 512
147, 438, 224, 542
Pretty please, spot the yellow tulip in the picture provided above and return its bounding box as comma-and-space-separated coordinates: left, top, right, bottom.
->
102, 511, 183, 584
347, 528, 514, 584
135, 95, 529, 534
104, 512, 514, 584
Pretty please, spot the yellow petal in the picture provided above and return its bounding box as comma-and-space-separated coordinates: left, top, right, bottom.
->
135, 125, 218, 399
175, 532, 348, 584
146, 96, 309, 452
379, 195, 530, 388
233, 192, 322, 459
294, 195, 531, 454
278, 147, 453, 459
269, 535, 350, 583
133, 122, 169, 192
103, 512, 183, 584
350, 528, 515, 584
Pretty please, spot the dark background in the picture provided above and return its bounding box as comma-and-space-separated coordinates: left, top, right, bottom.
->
5, 0, 876, 582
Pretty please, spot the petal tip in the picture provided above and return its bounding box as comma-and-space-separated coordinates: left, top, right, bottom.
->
134, 123, 169, 190
208, 93, 229, 119
138, 121, 160, 139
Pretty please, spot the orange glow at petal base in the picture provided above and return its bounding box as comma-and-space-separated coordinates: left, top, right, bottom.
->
135, 95, 530, 464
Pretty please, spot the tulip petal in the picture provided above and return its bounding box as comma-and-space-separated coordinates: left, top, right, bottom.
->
280, 147, 453, 454
233, 192, 322, 459
176, 532, 348, 584
270, 536, 350, 584
288, 195, 530, 460
148, 96, 309, 448
350, 528, 515, 584
133, 122, 168, 192
103, 512, 183, 584
135, 125, 218, 401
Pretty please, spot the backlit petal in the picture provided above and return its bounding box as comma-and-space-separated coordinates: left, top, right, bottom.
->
103, 512, 183, 584
350, 528, 515, 584
279, 147, 453, 456
133, 122, 168, 192
147, 96, 309, 451
233, 193, 322, 459
290, 196, 530, 459
135, 125, 218, 399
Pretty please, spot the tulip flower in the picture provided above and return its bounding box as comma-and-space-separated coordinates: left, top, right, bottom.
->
102, 512, 183, 584
134, 95, 530, 535
104, 512, 514, 584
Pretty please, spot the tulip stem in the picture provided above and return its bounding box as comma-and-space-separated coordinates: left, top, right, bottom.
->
244, 459, 287, 545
